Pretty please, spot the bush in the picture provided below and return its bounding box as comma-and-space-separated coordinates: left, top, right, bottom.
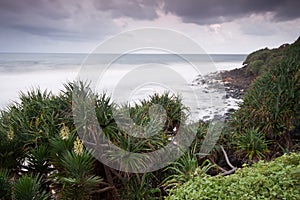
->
235, 128, 270, 161
54, 151, 103, 200
245, 59, 265, 76
243, 36, 300, 77
0, 169, 12, 199
13, 174, 50, 200
167, 152, 300, 200
0, 81, 199, 199
0, 83, 103, 199
232, 57, 300, 143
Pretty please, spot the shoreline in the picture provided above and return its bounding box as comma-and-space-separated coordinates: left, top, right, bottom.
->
220, 65, 256, 98
193, 65, 254, 121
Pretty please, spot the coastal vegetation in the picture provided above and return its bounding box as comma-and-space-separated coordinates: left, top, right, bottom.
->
244, 36, 300, 76
168, 36, 300, 199
0, 37, 300, 199
167, 152, 300, 200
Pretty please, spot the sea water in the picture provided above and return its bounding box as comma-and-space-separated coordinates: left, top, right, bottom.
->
0, 53, 246, 121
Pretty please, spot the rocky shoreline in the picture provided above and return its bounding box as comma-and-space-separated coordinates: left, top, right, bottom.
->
193, 65, 256, 121
220, 66, 256, 99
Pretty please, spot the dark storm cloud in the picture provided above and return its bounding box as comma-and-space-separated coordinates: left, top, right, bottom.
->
163, 0, 300, 24
0, 0, 75, 38
0, 0, 70, 22
93, 0, 161, 20
0, 0, 299, 49
1, 0, 299, 39
0, 0, 118, 41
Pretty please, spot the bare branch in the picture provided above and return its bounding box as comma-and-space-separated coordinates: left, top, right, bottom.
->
94, 186, 115, 194
220, 145, 236, 170
208, 158, 236, 175
221, 168, 237, 176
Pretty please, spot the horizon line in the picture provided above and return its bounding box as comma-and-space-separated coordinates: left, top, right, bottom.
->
0, 52, 248, 55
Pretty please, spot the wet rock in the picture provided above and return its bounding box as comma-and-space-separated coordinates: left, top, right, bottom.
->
193, 65, 255, 121
203, 115, 211, 120
227, 108, 236, 113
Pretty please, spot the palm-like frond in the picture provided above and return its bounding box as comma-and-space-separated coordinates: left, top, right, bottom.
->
0, 168, 12, 199
162, 143, 213, 190
235, 128, 270, 161
25, 145, 53, 175
55, 150, 103, 199
13, 174, 50, 200
49, 133, 76, 171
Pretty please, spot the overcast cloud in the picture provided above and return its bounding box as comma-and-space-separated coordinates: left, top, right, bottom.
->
93, 0, 162, 20
0, 0, 299, 53
163, 0, 300, 24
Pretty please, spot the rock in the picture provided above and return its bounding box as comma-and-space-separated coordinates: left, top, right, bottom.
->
223, 77, 233, 82
227, 108, 236, 113
193, 65, 255, 121
203, 115, 211, 120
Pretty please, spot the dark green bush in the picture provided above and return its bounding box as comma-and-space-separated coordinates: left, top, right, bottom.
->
0, 84, 103, 199
55, 151, 103, 200
245, 59, 265, 76
243, 36, 300, 77
0, 81, 201, 199
0, 169, 12, 199
232, 57, 300, 142
13, 174, 50, 200
167, 152, 300, 200
235, 128, 270, 161
243, 48, 271, 64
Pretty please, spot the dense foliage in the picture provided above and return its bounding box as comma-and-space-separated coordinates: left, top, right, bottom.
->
167, 152, 300, 200
0, 82, 214, 199
0, 86, 103, 199
231, 55, 300, 162
243, 36, 300, 76
168, 37, 300, 200
1, 37, 300, 199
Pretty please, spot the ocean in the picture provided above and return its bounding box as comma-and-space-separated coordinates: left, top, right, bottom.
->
0, 53, 246, 121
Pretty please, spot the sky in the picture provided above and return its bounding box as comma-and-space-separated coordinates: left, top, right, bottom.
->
0, 0, 300, 54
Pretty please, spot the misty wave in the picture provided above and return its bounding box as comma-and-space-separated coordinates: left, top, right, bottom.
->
0, 53, 246, 120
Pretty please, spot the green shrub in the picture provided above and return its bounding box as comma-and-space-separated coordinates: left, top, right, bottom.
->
25, 145, 53, 178
0, 87, 75, 171
162, 144, 204, 190
232, 57, 300, 141
0, 81, 196, 199
54, 151, 103, 200
0, 169, 12, 199
0, 83, 104, 199
13, 174, 50, 200
235, 128, 270, 161
167, 152, 300, 200
243, 36, 300, 77
121, 173, 162, 200
243, 48, 271, 64
245, 59, 265, 76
